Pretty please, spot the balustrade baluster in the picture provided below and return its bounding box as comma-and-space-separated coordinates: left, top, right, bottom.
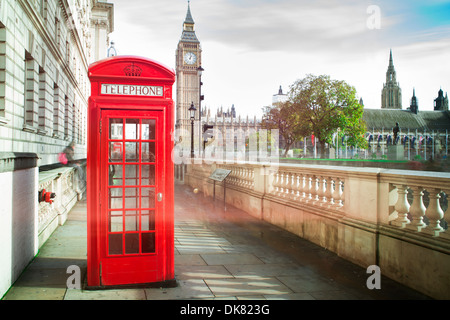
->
272, 171, 280, 195
391, 184, 410, 228
298, 173, 305, 202
316, 176, 324, 205
282, 172, 290, 198
243, 168, 248, 187
277, 172, 284, 196
442, 190, 450, 239
326, 177, 334, 207
424, 188, 444, 236
240, 168, 246, 187
292, 173, 300, 200
305, 175, 313, 202
275, 172, 283, 196
289, 172, 296, 198
334, 178, 344, 209
406, 186, 427, 232
312, 176, 320, 204
320, 176, 328, 205
247, 168, 252, 189
314, 176, 322, 205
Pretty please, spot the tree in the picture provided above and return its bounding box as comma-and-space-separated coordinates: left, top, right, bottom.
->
289, 74, 368, 158
262, 101, 310, 157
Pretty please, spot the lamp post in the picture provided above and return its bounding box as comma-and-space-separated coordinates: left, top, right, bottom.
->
189, 102, 197, 159
197, 66, 204, 156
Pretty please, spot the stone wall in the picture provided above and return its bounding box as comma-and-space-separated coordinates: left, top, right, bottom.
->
0, 153, 38, 298
0, 152, 85, 299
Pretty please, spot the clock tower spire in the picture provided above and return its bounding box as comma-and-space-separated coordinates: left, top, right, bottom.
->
381, 49, 402, 109
176, 1, 202, 137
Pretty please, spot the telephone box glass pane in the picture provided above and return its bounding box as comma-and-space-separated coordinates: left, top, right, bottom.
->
124, 188, 139, 209
124, 165, 139, 185
109, 142, 123, 162
109, 119, 123, 139
125, 211, 139, 231
109, 165, 122, 186
125, 119, 139, 140
141, 142, 155, 162
125, 233, 139, 254
109, 234, 123, 255
141, 119, 155, 140
109, 188, 123, 209
141, 188, 155, 208
141, 211, 155, 231
125, 142, 139, 162
142, 233, 155, 253
109, 213, 123, 232
141, 165, 155, 186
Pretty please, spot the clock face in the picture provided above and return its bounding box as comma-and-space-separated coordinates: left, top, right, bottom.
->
184, 52, 197, 65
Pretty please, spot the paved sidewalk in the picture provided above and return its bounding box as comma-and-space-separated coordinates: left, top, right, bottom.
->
3, 183, 430, 300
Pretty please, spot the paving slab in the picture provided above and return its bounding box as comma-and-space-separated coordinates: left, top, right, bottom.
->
204, 277, 293, 297
65, 288, 147, 300
144, 279, 214, 300
201, 253, 264, 266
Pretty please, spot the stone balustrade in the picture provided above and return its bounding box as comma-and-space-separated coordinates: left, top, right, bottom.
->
388, 175, 449, 238
38, 164, 86, 248
181, 161, 450, 299
269, 169, 345, 210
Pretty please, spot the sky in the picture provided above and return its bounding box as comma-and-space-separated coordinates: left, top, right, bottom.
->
107, 0, 450, 118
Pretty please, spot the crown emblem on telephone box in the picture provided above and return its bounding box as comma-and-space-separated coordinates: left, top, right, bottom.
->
124, 63, 142, 77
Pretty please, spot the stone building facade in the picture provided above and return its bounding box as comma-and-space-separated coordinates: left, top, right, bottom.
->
0, 0, 113, 299
0, 0, 113, 165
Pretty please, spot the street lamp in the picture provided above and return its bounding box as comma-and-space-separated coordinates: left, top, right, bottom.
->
189, 102, 197, 159
197, 66, 204, 156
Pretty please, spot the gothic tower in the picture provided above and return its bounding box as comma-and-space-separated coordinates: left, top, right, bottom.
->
434, 88, 449, 111
410, 88, 418, 114
175, 1, 202, 134
381, 49, 402, 109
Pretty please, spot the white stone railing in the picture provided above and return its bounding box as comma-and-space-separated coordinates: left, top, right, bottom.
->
384, 172, 450, 238
269, 169, 345, 210
188, 162, 450, 238
184, 161, 450, 299
217, 164, 255, 190
38, 163, 86, 247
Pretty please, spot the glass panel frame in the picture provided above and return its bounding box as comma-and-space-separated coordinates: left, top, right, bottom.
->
106, 116, 160, 257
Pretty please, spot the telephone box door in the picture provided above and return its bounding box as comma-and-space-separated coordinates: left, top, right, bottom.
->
100, 109, 166, 286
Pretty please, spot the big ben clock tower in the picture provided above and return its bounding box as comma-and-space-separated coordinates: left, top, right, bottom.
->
176, 1, 202, 134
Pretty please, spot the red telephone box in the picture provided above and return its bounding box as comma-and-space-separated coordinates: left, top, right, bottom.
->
87, 56, 175, 287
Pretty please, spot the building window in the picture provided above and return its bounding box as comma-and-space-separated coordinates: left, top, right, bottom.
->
72, 103, 78, 143
55, 17, 60, 47
24, 51, 39, 130
53, 83, 64, 138
64, 97, 73, 140
0, 25, 6, 121
38, 66, 51, 135
40, 0, 48, 20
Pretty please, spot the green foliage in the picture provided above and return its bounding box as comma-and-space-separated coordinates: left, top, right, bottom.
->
289, 74, 368, 157
261, 101, 309, 157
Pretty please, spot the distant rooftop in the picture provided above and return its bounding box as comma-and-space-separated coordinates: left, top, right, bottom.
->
363, 109, 450, 131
